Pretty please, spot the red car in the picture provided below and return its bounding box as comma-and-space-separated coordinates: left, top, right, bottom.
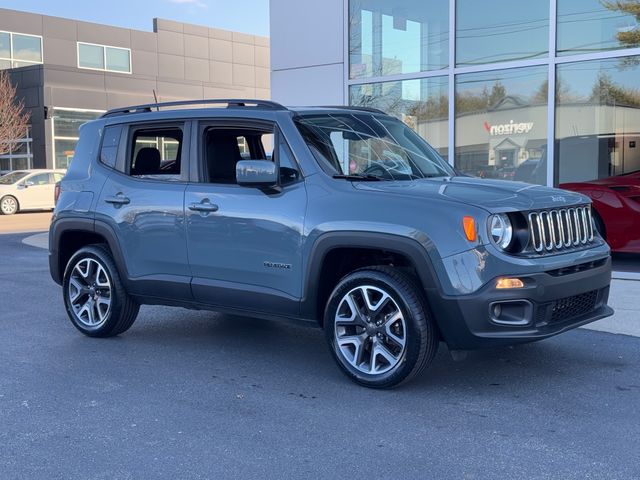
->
561, 170, 640, 253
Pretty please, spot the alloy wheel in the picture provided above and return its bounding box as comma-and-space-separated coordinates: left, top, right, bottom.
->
1, 197, 17, 215
68, 258, 112, 328
334, 285, 407, 375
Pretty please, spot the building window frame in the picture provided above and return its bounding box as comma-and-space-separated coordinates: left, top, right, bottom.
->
0, 30, 43, 67
344, 0, 640, 187
76, 41, 132, 74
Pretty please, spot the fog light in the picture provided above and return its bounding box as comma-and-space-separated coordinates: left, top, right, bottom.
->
496, 277, 524, 289
489, 300, 532, 326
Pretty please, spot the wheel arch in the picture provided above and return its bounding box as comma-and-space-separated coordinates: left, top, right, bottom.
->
49, 217, 129, 286
301, 232, 442, 325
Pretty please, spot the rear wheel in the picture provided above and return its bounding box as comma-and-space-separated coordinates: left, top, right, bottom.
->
324, 266, 438, 388
0, 195, 18, 215
62, 245, 139, 337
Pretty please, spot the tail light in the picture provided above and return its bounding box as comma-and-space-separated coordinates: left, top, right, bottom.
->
54, 182, 61, 205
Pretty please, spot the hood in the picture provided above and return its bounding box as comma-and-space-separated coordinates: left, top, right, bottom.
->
353, 176, 589, 213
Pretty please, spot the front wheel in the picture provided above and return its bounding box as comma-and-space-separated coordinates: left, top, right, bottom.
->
324, 266, 438, 388
0, 195, 19, 215
62, 245, 139, 337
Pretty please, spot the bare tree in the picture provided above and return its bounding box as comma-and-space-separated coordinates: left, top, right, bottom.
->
0, 70, 30, 156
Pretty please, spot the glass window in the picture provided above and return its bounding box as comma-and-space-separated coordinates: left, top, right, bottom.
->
130, 127, 183, 178
294, 113, 454, 179
350, 76, 449, 158
455, 65, 549, 184
556, 56, 640, 184
51, 109, 102, 169
55, 139, 80, 170
557, 0, 640, 55
28, 173, 51, 185
100, 126, 122, 168
0, 32, 10, 59
349, 0, 449, 79
78, 42, 131, 73
78, 43, 105, 70
12, 34, 41, 62
278, 137, 300, 185
0, 126, 33, 170
456, 0, 549, 66
105, 47, 130, 73
259, 133, 275, 160
0, 171, 29, 184
53, 109, 103, 138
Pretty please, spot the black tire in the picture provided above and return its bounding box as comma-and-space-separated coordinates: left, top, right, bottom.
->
324, 266, 438, 388
0, 195, 19, 215
62, 245, 139, 337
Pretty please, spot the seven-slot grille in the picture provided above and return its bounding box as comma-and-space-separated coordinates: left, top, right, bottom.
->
528, 205, 594, 253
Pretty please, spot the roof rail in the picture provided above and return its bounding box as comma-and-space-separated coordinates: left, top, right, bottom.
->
319, 105, 387, 115
101, 98, 287, 118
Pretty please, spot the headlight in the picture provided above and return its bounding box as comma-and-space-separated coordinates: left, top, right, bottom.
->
488, 214, 513, 250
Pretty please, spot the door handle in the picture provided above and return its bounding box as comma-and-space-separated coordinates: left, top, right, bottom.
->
188, 201, 219, 212
104, 195, 130, 205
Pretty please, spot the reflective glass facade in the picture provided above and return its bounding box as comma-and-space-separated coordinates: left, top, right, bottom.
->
557, 0, 640, 55
347, 0, 640, 187
455, 66, 548, 183
556, 56, 640, 183
0, 127, 32, 171
0, 30, 43, 69
350, 76, 449, 157
51, 108, 103, 169
349, 0, 449, 79
77, 42, 131, 73
456, 0, 549, 65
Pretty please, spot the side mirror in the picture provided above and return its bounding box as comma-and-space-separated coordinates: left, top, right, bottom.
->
24, 180, 34, 187
236, 160, 278, 188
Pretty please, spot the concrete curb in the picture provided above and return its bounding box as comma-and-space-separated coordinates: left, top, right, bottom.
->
21, 232, 49, 249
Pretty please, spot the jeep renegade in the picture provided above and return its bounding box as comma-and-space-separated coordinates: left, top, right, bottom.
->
49, 99, 614, 388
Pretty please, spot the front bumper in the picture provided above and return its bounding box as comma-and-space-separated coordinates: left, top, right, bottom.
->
430, 256, 613, 350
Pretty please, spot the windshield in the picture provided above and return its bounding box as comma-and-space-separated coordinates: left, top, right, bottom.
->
294, 113, 454, 180
0, 171, 29, 185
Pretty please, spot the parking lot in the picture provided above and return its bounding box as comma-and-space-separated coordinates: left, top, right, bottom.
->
0, 229, 638, 479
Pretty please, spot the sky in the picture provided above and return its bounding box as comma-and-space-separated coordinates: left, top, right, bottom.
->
0, 0, 270, 36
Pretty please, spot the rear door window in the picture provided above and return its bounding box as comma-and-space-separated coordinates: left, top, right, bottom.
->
126, 125, 184, 180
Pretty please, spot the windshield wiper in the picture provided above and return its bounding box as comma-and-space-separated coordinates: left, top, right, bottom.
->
332, 174, 382, 181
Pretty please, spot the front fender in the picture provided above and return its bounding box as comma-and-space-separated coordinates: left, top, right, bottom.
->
299, 230, 446, 320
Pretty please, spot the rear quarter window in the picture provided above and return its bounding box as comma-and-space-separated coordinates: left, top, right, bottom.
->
100, 125, 123, 169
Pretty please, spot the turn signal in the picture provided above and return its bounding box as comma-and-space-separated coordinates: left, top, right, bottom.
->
496, 277, 525, 289
462, 216, 477, 242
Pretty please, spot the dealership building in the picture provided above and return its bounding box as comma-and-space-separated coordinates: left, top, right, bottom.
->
270, 0, 640, 187
0, 8, 270, 171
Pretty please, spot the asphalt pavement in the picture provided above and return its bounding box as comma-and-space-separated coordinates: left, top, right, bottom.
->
1, 232, 639, 480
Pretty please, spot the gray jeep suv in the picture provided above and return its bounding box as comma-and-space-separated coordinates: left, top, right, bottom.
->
49, 99, 613, 388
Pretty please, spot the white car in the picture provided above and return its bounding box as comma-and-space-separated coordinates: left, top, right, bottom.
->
0, 169, 66, 215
